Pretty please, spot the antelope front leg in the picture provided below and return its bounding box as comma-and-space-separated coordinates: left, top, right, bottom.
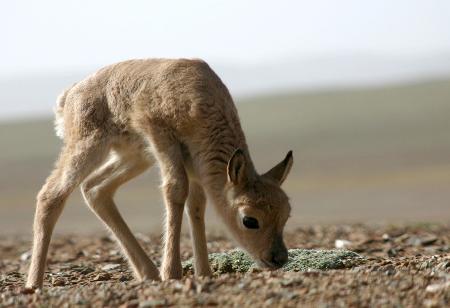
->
161, 197, 186, 280
149, 134, 189, 280
186, 181, 212, 276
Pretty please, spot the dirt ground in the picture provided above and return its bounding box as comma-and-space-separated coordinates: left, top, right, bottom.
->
1, 224, 449, 307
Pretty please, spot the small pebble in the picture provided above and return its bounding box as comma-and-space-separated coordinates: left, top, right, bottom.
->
52, 277, 66, 286
425, 281, 450, 293
93, 272, 111, 281
335, 239, 352, 249
102, 263, 121, 271
20, 250, 32, 262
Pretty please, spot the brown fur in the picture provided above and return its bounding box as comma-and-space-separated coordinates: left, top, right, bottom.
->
26, 59, 293, 289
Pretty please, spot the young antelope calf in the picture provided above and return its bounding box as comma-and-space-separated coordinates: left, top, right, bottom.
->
26, 59, 293, 289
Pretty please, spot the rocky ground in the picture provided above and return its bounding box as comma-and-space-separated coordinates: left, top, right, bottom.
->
1, 224, 449, 307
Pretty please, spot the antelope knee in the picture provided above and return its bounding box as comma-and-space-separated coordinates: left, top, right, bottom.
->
186, 203, 205, 221
162, 176, 189, 205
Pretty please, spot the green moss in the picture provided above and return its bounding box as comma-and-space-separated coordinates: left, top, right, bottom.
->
183, 249, 365, 275
283, 249, 364, 271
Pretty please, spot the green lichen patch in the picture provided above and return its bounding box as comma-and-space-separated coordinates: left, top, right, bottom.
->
283, 249, 365, 271
183, 249, 366, 275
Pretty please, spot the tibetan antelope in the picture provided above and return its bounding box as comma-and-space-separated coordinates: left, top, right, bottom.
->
26, 59, 293, 289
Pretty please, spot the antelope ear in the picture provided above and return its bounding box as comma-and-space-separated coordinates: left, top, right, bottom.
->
263, 151, 293, 185
227, 148, 247, 185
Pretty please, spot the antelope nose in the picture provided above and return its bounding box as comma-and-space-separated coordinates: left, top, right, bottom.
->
271, 249, 288, 267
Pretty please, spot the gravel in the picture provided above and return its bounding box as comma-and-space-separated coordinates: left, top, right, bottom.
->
1, 224, 449, 307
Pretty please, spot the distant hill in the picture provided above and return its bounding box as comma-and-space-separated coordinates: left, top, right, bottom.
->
2, 53, 450, 119
0, 79, 449, 234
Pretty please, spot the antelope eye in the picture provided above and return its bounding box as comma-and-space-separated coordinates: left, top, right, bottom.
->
243, 216, 259, 229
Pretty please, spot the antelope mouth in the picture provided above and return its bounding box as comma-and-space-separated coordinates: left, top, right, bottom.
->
258, 258, 281, 269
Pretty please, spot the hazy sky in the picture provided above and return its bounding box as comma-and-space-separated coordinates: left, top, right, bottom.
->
2, 0, 450, 76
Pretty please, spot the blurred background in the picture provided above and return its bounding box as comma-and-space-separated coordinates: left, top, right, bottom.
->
1, 0, 450, 235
